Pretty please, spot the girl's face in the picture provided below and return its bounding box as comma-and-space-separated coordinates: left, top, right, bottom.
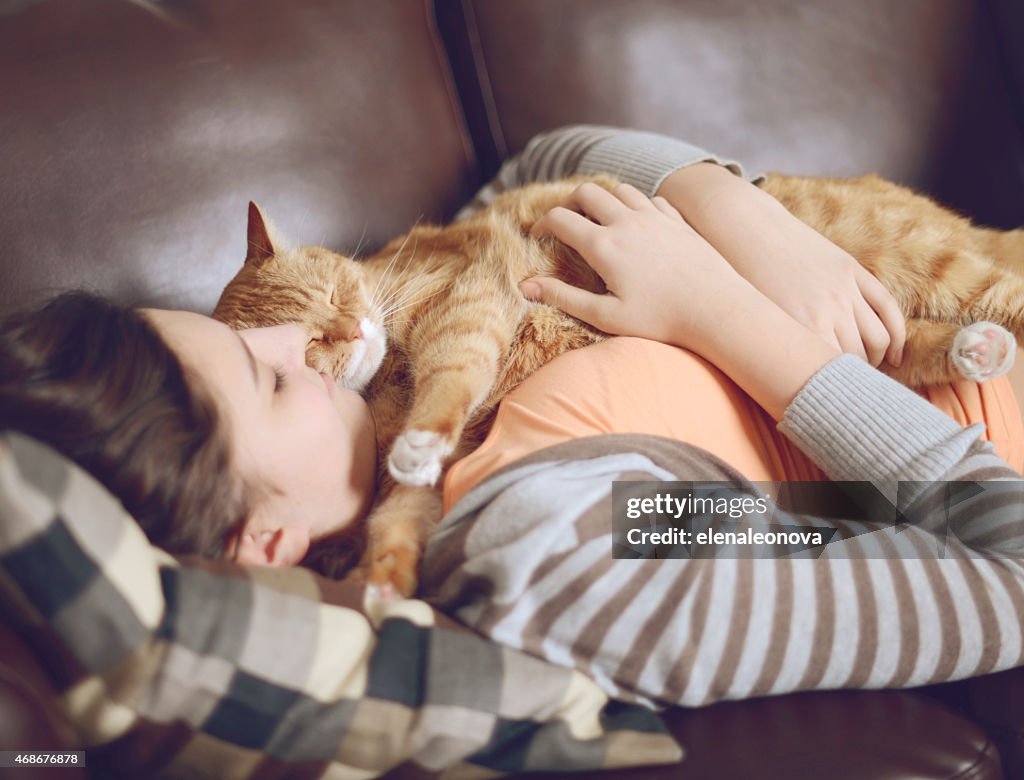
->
145, 310, 377, 566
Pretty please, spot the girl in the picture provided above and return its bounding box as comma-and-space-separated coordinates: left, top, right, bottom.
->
2, 127, 1021, 709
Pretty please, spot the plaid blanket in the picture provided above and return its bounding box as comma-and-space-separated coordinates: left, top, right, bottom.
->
0, 431, 682, 778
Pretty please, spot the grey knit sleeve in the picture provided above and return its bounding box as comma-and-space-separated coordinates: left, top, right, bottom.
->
456, 124, 763, 219
778, 354, 999, 483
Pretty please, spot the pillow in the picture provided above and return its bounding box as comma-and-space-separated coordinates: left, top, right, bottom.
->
0, 431, 682, 778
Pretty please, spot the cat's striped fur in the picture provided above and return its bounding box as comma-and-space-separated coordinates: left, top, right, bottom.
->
214, 172, 1024, 596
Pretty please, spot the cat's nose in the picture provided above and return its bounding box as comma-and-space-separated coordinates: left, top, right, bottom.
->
345, 322, 363, 341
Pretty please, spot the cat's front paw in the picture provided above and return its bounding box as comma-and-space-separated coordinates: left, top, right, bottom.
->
952, 322, 1016, 382
388, 429, 454, 486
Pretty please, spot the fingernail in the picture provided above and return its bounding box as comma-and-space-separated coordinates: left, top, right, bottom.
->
519, 280, 541, 301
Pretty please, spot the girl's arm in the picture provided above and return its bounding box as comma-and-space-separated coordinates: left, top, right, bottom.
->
525, 182, 993, 489
436, 181, 1024, 713
525, 180, 841, 421
470, 125, 904, 367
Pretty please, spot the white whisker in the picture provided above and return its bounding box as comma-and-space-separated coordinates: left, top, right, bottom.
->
375, 237, 426, 316
294, 205, 312, 247
350, 221, 370, 260
369, 245, 403, 312
382, 286, 443, 321
378, 262, 437, 319
369, 219, 422, 311
380, 281, 437, 320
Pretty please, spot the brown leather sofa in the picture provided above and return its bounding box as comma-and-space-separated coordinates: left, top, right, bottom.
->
2, 1, 1023, 777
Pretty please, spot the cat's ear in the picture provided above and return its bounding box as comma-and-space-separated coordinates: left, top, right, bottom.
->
246, 200, 280, 266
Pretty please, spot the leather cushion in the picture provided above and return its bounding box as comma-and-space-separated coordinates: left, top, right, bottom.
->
500, 689, 1004, 780
0, 0, 476, 314
452, 0, 1024, 227
0, 623, 86, 780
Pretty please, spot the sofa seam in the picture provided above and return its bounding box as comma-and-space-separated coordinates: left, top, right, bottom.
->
423, 0, 479, 179
458, 0, 507, 162
948, 734, 1003, 780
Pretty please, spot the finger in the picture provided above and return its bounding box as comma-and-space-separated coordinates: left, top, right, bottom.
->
856, 270, 906, 366
519, 276, 612, 330
559, 181, 632, 225
852, 301, 892, 367
833, 317, 868, 361
651, 195, 685, 221
531, 206, 603, 252
611, 182, 657, 211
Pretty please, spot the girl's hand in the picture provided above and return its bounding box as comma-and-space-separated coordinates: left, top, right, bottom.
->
659, 164, 906, 367
524, 182, 753, 351
523, 182, 842, 420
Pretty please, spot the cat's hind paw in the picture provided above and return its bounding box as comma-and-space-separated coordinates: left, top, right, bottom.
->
365, 545, 419, 601
952, 322, 1016, 382
388, 429, 453, 486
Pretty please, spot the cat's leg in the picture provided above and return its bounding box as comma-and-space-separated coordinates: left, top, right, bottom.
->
390, 330, 511, 486
390, 305, 604, 484
498, 306, 604, 387
885, 318, 1016, 386
952, 323, 1016, 381
390, 430, 453, 486
358, 483, 442, 599
976, 227, 1024, 277
955, 263, 1024, 383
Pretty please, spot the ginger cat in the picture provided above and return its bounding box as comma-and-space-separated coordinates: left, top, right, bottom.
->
214, 173, 1023, 597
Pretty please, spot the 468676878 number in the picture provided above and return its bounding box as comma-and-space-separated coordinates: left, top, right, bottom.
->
0, 751, 84, 767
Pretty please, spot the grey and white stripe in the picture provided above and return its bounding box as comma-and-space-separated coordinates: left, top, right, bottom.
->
429, 126, 1024, 707
422, 357, 1024, 708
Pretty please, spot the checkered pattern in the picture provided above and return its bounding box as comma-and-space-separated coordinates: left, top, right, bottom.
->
0, 432, 682, 778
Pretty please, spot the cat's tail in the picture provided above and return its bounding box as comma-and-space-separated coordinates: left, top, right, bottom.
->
976, 227, 1024, 276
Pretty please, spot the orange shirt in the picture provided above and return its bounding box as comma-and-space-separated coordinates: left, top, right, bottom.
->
443, 338, 1024, 512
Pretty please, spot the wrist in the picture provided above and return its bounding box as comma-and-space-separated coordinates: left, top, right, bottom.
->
656, 162, 749, 220
680, 281, 842, 420
658, 163, 783, 236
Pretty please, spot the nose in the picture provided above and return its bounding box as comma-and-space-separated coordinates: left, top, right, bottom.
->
321, 320, 363, 343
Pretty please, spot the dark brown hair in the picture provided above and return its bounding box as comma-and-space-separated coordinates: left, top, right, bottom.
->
301, 527, 366, 580
0, 291, 247, 557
